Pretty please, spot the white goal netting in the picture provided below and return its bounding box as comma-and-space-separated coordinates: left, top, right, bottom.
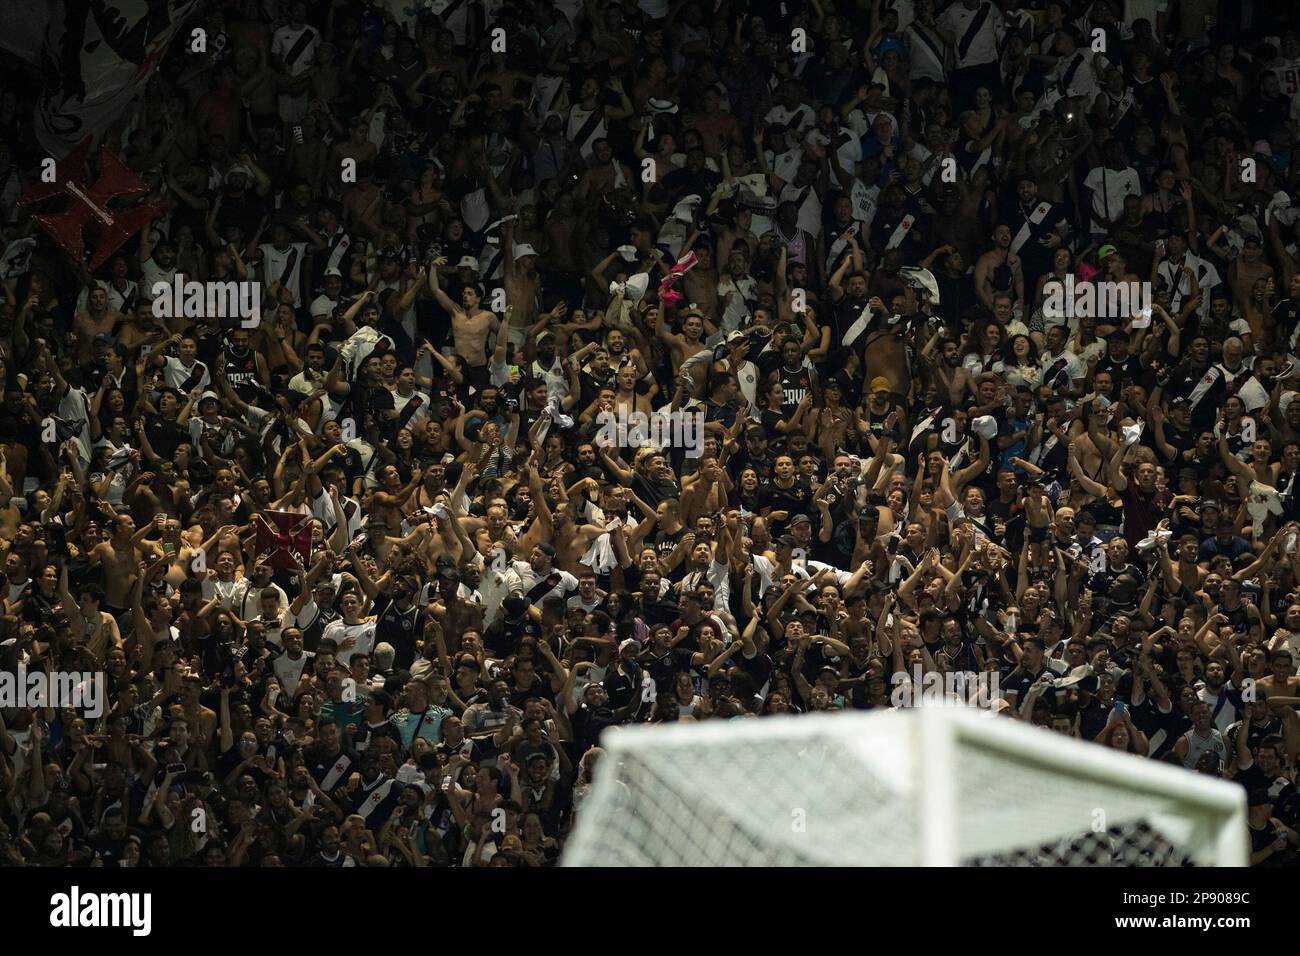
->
562, 709, 1247, 867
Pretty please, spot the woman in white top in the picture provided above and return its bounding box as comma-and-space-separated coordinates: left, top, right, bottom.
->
1003, 334, 1043, 390
961, 316, 1007, 376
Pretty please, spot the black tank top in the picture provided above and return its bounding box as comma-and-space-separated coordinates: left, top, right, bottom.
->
376, 598, 421, 670
223, 348, 259, 399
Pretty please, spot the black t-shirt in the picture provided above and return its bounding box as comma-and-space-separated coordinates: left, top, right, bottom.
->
1274, 298, 1300, 350
1077, 698, 1110, 741
830, 294, 869, 346
662, 165, 722, 203
759, 479, 813, 531
570, 705, 615, 758
1002, 665, 1047, 704
630, 472, 679, 509
305, 747, 354, 793
1249, 819, 1291, 865
1130, 700, 1191, 760
507, 675, 548, 710
1095, 561, 1147, 614
602, 663, 642, 711
1166, 361, 1223, 430
735, 651, 774, 692
1093, 352, 1147, 390
483, 614, 542, 658
373, 594, 422, 670
653, 526, 687, 565
89, 831, 136, 867
215, 188, 268, 238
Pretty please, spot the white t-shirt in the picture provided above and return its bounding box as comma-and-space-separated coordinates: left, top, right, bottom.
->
141, 258, 176, 303
1082, 166, 1141, 233
259, 242, 308, 308
310, 293, 340, 320
1039, 348, 1087, 387
939, 0, 1003, 68
1156, 252, 1220, 320
272, 24, 321, 77
764, 104, 816, 137
274, 651, 313, 690
322, 619, 377, 665
163, 355, 211, 391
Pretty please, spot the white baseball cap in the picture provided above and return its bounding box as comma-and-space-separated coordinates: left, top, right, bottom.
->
513, 243, 538, 260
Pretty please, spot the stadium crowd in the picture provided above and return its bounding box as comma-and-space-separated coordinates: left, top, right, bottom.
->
2, 0, 1300, 867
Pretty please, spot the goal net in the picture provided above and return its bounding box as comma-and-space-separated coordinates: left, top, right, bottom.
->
561, 708, 1248, 867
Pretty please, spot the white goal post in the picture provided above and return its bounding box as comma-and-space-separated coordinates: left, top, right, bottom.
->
562, 708, 1248, 867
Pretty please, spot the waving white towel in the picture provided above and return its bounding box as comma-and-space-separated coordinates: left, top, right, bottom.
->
1247, 480, 1284, 537
580, 532, 618, 575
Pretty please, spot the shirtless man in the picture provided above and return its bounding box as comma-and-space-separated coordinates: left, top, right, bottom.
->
542, 193, 585, 278
503, 222, 542, 328
681, 245, 721, 321
341, 174, 386, 242
428, 565, 484, 637
178, 677, 219, 761
74, 286, 127, 362
575, 139, 634, 202
861, 291, 913, 399
114, 298, 169, 359
88, 513, 142, 616
429, 256, 499, 387
57, 565, 121, 662
655, 307, 713, 376
332, 120, 379, 180
921, 333, 974, 407
512, 460, 606, 575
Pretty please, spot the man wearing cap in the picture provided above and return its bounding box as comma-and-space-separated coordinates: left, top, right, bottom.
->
358, 571, 424, 672
1092, 326, 1145, 390
1197, 514, 1252, 564
714, 331, 762, 417
503, 215, 543, 327
310, 267, 346, 324
1247, 788, 1299, 865
526, 325, 567, 399
511, 543, 579, 607
1150, 397, 1196, 464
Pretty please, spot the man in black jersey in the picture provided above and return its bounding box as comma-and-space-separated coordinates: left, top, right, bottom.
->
370, 574, 423, 671
219, 328, 271, 404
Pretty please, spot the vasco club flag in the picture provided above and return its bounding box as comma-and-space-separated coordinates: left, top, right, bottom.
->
254, 511, 313, 571
0, 0, 201, 156
17, 137, 161, 270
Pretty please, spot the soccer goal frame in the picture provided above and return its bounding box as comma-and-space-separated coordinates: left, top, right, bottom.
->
562, 708, 1248, 867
